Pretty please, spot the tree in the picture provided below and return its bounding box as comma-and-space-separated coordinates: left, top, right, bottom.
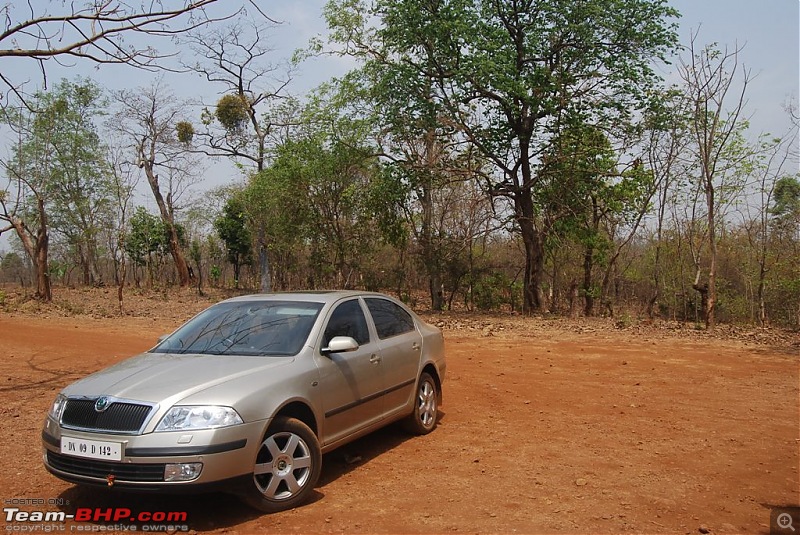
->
0, 250, 30, 286
42, 79, 112, 286
214, 196, 253, 288
123, 206, 186, 287
0, 1, 241, 107
185, 20, 291, 173
247, 133, 384, 290
327, 0, 679, 313
106, 145, 138, 312
112, 80, 196, 286
0, 79, 106, 299
769, 175, 800, 327
679, 36, 751, 328
182, 20, 293, 292
353, 61, 485, 310
189, 239, 205, 296
771, 176, 800, 232
643, 88, 690, 319
540, 124, 618, 316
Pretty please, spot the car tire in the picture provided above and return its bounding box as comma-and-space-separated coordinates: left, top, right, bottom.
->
403, 371, 439, 435
240, 417, 321, 513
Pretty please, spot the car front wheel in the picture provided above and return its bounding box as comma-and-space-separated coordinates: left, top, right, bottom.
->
404, 371, 439, 435
240, 417, 321, 513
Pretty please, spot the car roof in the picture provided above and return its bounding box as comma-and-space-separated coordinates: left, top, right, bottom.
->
221, 290, 396, 306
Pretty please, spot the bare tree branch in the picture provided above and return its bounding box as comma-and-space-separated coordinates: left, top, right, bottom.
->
0, 1, 271, 107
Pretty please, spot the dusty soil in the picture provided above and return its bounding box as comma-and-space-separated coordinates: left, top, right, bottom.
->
0, 287, 798, 534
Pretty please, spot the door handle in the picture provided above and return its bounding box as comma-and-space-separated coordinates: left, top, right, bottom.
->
412, 342, 420, 351
370, 354, 382, 364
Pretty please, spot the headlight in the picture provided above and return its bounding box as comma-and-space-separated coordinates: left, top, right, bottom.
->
48, 394, 67, 421
155, 406, 243, 432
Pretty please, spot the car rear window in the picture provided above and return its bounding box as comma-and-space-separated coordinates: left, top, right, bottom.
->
364, 298, 415, 339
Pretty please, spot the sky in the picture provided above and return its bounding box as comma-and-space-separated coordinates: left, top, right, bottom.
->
6, 1, 797, 133
1, 0, 798, 251
667, 0, 799, 137
273, 0, 800, 137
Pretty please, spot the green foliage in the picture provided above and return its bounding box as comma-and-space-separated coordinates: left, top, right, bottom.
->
44, 79, 113, 283
0, 77, 114, 292
468, 272, 510, 311
326, 0, 680, 311
214, 196, 253, 286
771, 176, 800, 220
189, 239, 202, 265
48, 260, 68, 280
210, 265, 221, 285
0, 252, 27, 283
237, 81, 403, 289
176, 121, 195, 144
215, 94, 249, 131
246, 133, 383, 287
124, 207, 169, 266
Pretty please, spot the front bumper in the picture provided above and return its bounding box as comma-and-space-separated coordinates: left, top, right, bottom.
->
42, 416, 268, 492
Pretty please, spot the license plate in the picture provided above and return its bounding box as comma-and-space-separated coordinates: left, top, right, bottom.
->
61, 437, 122, 461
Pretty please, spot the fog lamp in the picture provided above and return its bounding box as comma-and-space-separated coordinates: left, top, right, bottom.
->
164, 462, 203, 482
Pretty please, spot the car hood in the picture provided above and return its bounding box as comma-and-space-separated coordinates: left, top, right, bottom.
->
61, 352, 295, 406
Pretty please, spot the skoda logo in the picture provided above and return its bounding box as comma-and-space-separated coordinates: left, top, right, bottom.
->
94, 397, 111, 412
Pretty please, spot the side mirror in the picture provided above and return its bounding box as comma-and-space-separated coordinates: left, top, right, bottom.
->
157, 334, 169, 343
321, 336, 359, 355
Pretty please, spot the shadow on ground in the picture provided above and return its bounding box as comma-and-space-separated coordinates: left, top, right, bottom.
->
52, 417, 443, 531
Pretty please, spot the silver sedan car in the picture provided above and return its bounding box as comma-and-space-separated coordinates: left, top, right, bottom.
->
42, 291, 446, 512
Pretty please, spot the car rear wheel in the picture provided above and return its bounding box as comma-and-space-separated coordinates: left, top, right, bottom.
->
403, 372, 439, 435
240, 417, 321, 513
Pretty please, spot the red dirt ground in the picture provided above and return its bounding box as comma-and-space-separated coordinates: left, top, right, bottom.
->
0, 288, 798, 534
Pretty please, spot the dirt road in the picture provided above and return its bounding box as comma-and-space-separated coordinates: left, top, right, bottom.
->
0, 305, 797, 534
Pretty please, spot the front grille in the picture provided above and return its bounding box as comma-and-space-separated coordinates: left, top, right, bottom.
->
62, 399, 152, 433
47, 451, 165, 482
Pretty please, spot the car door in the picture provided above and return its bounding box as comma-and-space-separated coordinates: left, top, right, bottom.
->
364, 297, 422, 419
315, 298, 385, 446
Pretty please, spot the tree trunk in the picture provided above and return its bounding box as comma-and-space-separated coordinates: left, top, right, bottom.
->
756, 258, 768, 326
80, 245, 92, 286
259, 227, 271, 292
166, 223, 190, 286
146, 253, 154, 289
142, 165, 190, 287
518, 212, 546, 314
583, 244, 594, 317
648, 231, 663, 320
568, 280, 579, 319
692, 267, 709, 326
88, 239, 102, 286
117, 247, 127, 315
705, 183, 717, 329
35, 199, 51, 301
8, 200, 51, 301
420, 190, 444, 311
549, 251, 560, 313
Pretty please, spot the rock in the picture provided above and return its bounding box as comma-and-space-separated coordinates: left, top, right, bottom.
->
575, 478, 588, 486
699, 526, 711, 534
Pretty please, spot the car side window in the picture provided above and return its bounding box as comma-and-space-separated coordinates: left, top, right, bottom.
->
323, 299, 370, 347
365, 298, 415, 339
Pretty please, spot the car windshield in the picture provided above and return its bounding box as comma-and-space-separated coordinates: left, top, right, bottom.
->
153, 300, 324, 356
